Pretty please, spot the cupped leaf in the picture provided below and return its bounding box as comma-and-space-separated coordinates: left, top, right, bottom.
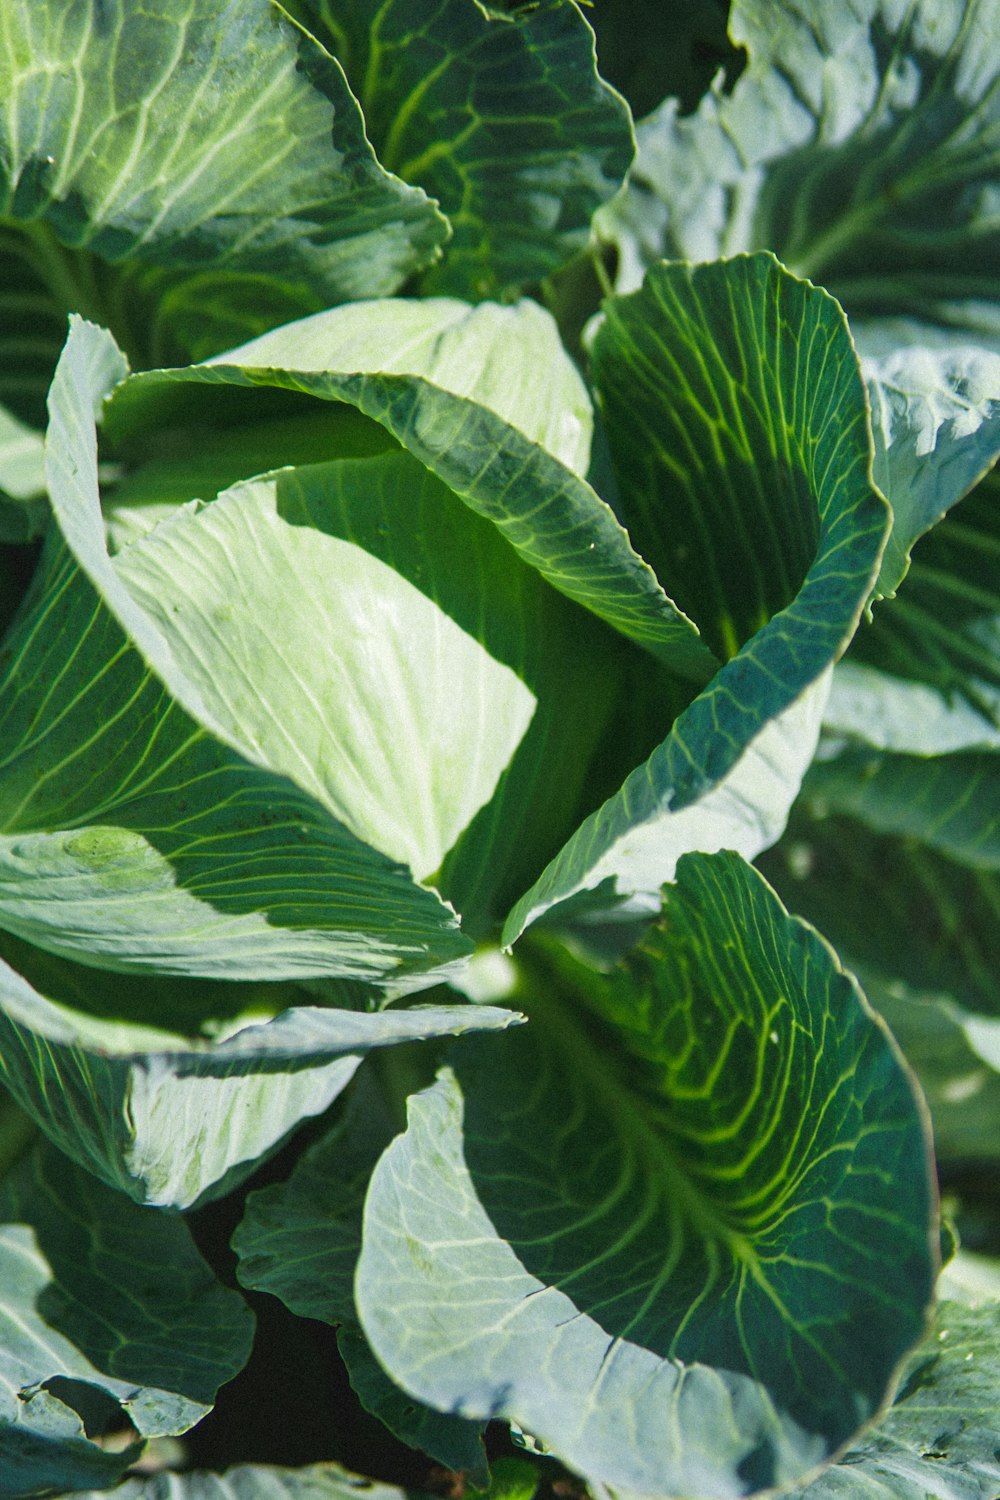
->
116, 460, 537, 886
214, 296, 596, 477
0, 1138, 254, 1494
39, 313, 637, 940
234, 1072, 487, 1481
593, 255, 885, 665
601, 0, 1000, 594
783, 1301, 1000, 1500
293, 0, 634, 299
0, 0, 446, 425
358, 851, 937, 1500
504, 253, 885, 940
104, 297, 718, 682
0, 929, 518, 1209
63, 1461, 429, 1500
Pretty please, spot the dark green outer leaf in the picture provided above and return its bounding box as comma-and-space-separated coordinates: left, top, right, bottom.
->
804, 749, 1000, 869
503, 254, 887, 941
594, 255, 886, 665
357, 852, 937, 1500
607, 0, 1000, 321
759, 811, 1000, 1028
0, 1141, 253, 1495
587, 0, 738, 119
758, 469, 1000, 1058
0, 0, 446, 422
846, 466, 1000, 724
874, 987, 1000, 1165
296, 0, 634, 298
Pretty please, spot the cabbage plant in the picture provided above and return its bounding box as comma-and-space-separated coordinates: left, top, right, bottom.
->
0, 2, 998, 1498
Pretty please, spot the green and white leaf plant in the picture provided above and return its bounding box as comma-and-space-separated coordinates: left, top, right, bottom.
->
0, 0, 997, 1495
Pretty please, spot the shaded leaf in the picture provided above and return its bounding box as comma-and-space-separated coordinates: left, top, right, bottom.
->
235, 1074, 487, 1481
804, 749, 1000, 870
587, 0, 739, 119
0, 1140, 253, 1494
296, 0, 633, 298
759, 817, 1000, 1155
0, 931, 519, 1208
593, 255, 885, 664
844, 467, 1000, 726
760, 469, 1000, 1083
62, 1461, 430, 1500
761, 802, 1000, 1019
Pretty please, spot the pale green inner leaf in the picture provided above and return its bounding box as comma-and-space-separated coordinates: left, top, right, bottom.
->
116, 461, 536, 882
204, 296, 595, 478
104, 305, 714, 681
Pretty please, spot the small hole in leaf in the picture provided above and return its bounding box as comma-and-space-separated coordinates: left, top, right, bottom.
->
40, 1376, 138, 1443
